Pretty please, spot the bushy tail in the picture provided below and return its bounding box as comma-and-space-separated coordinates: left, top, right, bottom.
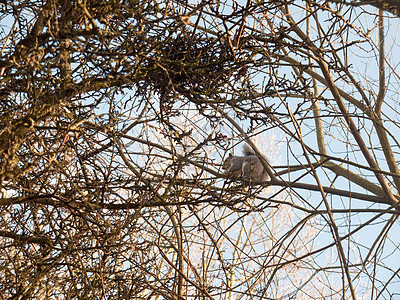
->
242, 144, 256, 156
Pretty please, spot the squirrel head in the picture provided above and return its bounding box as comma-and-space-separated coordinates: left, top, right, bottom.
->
222, 153, 233, 170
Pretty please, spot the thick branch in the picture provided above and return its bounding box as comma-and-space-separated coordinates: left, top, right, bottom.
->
370, 10, 400, 193
0, 230, 53, 246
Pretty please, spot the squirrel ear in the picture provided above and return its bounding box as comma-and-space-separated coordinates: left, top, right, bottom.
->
228, 153, 233, 157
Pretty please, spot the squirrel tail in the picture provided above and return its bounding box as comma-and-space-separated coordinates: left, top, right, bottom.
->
242, 144, 256, 156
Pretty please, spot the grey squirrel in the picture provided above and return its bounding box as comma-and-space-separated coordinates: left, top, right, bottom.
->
222, 144, 270, 181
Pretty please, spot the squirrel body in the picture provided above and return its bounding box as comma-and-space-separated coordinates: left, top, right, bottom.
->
223, 145, 270, 181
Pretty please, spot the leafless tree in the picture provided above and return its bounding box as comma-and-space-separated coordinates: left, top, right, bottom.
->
1, 0, 400, 299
